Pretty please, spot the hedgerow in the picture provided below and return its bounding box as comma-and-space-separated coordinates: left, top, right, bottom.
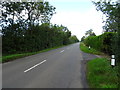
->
84, 32, 116, 55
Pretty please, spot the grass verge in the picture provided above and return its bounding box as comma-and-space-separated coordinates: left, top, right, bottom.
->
80, 42, 118, 88
87, 58, 118, 88
80, 42, 102, 55
2, 45, 66, 63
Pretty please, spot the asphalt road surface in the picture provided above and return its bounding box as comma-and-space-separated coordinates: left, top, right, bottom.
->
2, 43, 98, 88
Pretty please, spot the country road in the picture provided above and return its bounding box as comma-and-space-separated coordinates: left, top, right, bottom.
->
2, 43, 98, 88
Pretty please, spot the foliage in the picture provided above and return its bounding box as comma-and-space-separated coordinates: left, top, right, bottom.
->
92, 1, 119, 32
2, 45, 66, 63
69, 35, 79, 44
2, 22, 78, 55
84, 32, 115, 55
93, 1, 120, 86
1, 2, 79, 56
81, 29, 96, 42
80, 42, 102, 55
92, 0, 120, 59
85, 29, 96, 37
81, 36, 85, 42
87, 58, 118, 88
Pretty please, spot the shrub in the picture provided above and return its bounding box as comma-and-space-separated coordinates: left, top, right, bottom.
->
84, 32, 116, 55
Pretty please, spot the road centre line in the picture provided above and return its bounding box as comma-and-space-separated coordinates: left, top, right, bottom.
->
24, 60, 46, 73
60, 50, 64, 53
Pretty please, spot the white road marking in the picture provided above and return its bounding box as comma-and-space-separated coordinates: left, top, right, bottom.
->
60, 50, 64, 53
24, 60, 46, 73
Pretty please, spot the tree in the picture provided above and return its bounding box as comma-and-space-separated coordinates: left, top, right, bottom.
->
92, 1, 119, 32
0, 1, 56, 32
69, 35, 79, 43
1, 1, 79, 56
93, 0, 120, 87
85, 29, 96, 37
81, 36, 85, 42
0, 1, 56, 54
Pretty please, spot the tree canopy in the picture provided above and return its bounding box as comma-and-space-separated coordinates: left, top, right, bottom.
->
1, 1, 79, 55
85, 29, 96, 37
92, 1, 119, 32
93, 0, 120, 87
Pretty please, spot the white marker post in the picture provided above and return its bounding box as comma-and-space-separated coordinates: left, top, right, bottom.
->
111, 55, 115, 68
89, 46, 90, 50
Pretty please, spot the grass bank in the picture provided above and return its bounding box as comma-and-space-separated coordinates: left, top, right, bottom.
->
80, 42, 102, 55
80, 42, 118, 88
2, 45, 66, 63
87, 58, 118, 88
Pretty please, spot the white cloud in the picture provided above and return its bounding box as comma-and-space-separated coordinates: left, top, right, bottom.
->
51, 7, 104, 40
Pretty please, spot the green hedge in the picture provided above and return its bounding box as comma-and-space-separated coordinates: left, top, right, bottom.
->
84, 32, 116, 55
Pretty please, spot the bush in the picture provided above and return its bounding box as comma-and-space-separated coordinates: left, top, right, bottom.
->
84, 32, 116, 55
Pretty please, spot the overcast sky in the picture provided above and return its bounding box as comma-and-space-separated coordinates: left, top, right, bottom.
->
48, 0, 104, 40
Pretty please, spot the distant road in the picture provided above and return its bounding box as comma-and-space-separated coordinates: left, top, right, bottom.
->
2, 43, 97, 88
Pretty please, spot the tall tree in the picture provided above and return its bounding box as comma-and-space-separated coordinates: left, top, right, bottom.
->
92, 1, 119, 32
85, 29, 96, 37
81, 36, 85, 42
1, 1, 79, 56
93, 0, 120, 87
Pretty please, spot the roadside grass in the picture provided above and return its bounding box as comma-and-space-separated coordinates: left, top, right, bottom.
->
80, 42, 118, 88
2, 45, 66, 63
87, 58, 118, 88
80, 42, 102, 55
